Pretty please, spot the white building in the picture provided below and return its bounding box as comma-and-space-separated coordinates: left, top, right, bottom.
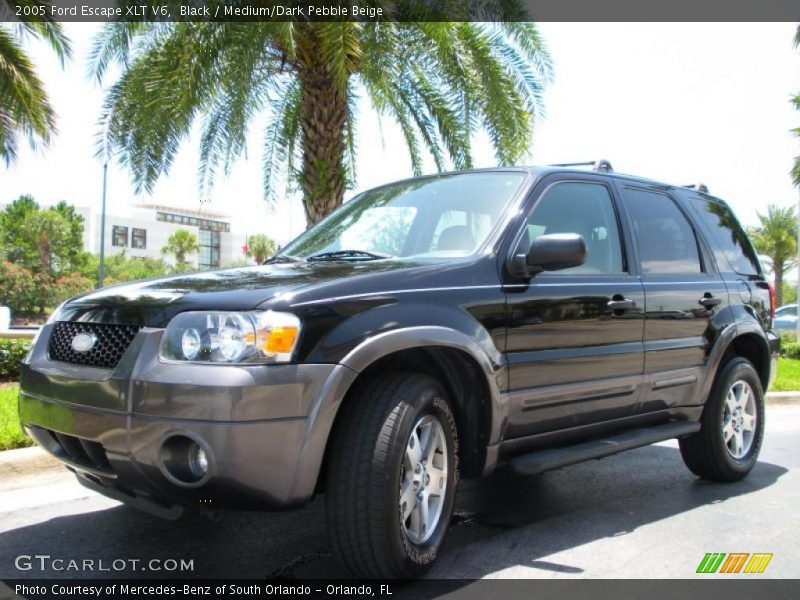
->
76, 204, 249, 269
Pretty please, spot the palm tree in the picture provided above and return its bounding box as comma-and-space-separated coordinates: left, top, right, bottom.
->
91, 12, 552, 226
20, 207, 69, 277
246, 234, 277, 264
792, 25, 800, 186
161, 229, 199, 270
748, 204, 798, 306
0, 0, 71, 164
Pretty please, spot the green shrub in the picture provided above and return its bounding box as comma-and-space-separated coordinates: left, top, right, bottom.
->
779, 329, 797, 348
0, 339, 32, 381
781, 341, 800, 360
0, 260, 93, 314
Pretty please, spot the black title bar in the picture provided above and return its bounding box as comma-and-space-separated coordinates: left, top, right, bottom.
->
1, 0, 799, 23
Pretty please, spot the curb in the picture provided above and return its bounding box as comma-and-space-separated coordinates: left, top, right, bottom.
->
0, 446, 64, 491
765, 391, 800, 405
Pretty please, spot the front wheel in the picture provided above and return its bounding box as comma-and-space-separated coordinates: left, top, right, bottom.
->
679, 356, 765, 482
325, 372, 459, 578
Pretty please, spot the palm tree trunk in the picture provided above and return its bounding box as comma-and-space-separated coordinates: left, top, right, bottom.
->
774, 262, 784, 307
298, 61, 347, 226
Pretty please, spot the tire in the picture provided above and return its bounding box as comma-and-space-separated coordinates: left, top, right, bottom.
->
325, 372, 459, 578
679, 356, 765, 482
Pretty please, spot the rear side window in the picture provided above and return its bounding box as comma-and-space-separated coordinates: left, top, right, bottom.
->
688, 197, 761, 276
623, 188, 702, 275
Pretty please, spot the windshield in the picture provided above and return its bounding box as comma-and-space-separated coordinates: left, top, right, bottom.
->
280, 172, 527, 261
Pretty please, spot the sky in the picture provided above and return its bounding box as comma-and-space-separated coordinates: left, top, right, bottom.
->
2, 22, 799, 247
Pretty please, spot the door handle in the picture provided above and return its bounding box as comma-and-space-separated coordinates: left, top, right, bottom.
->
607, 298, 636, 310
698, 294, 721, 308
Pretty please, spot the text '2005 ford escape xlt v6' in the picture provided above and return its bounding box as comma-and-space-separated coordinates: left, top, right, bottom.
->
19, 162, 778, 578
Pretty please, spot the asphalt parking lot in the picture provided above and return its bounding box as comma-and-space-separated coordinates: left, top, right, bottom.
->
1, 405, 798, 582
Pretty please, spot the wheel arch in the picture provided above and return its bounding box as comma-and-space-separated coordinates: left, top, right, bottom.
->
701, 322, 771, 404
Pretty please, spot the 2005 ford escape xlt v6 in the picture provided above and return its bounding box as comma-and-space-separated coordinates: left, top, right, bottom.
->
19, 162, 778, 578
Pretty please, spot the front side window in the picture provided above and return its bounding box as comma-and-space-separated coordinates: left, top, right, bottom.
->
281, 172, 526, 261
623, 189, 702, 275
519, 181, 624, 274
112, 225, 128, 247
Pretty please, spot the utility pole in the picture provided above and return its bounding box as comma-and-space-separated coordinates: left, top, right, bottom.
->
98, 162, 108, 288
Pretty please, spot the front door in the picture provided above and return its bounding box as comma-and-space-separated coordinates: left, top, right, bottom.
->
503, 177, 645, 439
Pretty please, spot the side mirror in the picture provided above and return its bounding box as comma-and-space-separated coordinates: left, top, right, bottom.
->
512, 233, 587, 277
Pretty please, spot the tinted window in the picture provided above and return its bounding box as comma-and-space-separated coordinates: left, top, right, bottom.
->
521, 182, 624, 274
623, 189, 702, 275
688, 197, 761, 276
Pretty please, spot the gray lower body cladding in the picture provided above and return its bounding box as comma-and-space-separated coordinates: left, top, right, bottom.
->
18, 325, 357, 514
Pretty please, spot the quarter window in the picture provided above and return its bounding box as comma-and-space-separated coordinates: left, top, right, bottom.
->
688, 197, 760, 276
520, 182, 624, 274
623, 189, 702, 275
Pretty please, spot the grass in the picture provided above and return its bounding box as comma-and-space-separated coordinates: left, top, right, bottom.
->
0, 383, 32, 451
772, 357, 800, 392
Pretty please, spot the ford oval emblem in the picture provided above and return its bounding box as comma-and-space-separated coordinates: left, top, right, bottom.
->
71, 332, 97, 353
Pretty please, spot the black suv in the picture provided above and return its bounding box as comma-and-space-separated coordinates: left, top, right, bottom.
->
19, 163, 778, 578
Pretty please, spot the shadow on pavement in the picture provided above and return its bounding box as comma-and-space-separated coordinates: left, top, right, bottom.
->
0, 444, 787, 585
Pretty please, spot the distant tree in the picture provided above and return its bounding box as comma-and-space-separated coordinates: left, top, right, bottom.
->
0, 196, 86, 276
91, 13, 552, 226
246, 234, 277, 264
0, 0, 71, 164
748, 204, 798, 306
52, 200, 88, 272
0, 194, 39, 265
20, 208, 70, 278
161, 229, 199, 270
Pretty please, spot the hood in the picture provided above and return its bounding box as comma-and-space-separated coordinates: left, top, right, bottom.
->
56, 260, 428, 327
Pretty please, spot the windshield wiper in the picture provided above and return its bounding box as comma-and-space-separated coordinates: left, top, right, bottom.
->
306, 249, 393, 262
264, 254, 303, 264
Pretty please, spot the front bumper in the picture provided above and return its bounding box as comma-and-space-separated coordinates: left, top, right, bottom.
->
19, 325, 357, 516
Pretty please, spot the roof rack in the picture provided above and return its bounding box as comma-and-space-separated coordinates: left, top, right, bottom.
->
682, 183, 709, 193
550, 159, 613, 173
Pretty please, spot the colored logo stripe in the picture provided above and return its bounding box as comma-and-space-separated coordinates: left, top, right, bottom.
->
696, 553, 773, 574
720, 553, 749, 573
744, 553, 773, 574
697, 553, 726, 573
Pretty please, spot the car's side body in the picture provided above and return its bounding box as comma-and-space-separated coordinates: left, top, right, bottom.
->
18, 166, 778, 522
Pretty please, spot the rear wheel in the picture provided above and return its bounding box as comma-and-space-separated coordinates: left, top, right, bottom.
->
679, 356, 764, 481
325, 372, 459, 578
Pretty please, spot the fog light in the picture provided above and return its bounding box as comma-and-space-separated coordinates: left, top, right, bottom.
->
189, 443, 209, 479
159, 435, 211, 486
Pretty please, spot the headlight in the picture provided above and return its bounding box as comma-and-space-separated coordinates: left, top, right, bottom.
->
159, 311, 301, 364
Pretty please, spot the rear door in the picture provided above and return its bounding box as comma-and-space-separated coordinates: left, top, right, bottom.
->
618, 185, 729, 411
